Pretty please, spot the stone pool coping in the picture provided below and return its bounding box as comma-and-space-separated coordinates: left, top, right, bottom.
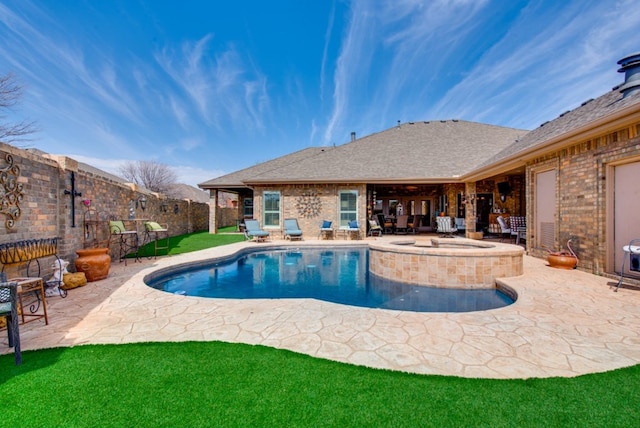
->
5, 237, 640, 379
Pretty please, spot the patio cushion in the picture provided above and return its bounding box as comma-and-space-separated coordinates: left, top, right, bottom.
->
348, 220, 358, 229
145, 221, 166, 231
322, 220, 332, 229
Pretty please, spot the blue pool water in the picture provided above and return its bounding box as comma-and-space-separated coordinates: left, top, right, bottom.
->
146, 247, 514, 313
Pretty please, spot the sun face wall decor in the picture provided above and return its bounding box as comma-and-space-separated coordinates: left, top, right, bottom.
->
295, 190, 322, 218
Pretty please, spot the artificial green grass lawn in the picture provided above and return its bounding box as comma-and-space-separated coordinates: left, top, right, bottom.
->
4, 229, 639, 426
1, 342, 639, 427
136, 226, 245, 258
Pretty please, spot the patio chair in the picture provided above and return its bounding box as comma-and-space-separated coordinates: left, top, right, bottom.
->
283, 218, 303, 240
436, 216, 457, 237
510, 216, 526, 245
368, 219, 383, 236
109, 220, 140, 265
409, 214, 423, 234
0, 279, 21, 365
344, 220, 361, 240
244, 219, 270, 242
143, 221, 170, 258
454, 217, 466, 234
318, 220, 334, 239
496, 216, 511, 242
616, 238, 640, 291
377, 214, 392, 234
395, 215, 409, 234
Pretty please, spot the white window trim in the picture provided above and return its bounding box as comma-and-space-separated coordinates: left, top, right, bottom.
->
338, 190, 358, 228
263, 191, 281, 229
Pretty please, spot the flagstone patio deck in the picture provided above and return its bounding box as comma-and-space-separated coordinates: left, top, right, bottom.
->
3, 236, 640, 379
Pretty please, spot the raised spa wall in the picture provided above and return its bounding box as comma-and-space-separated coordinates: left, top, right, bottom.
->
369, 239, 524, 289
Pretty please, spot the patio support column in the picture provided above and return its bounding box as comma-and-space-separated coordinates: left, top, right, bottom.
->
208, 190, 218, 234
465, 182, 477, 237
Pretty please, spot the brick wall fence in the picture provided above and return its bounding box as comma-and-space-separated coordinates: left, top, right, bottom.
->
0, 142, 213, 278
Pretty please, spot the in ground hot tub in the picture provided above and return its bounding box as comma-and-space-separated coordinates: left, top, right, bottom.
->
369, 238, 524, 289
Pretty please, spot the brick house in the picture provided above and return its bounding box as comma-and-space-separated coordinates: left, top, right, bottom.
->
200, 54, 640, 283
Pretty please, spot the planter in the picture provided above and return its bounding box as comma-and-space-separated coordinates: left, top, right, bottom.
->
468, 231, 484, 240
75, 247, 111, 281
547, 254, 578, 270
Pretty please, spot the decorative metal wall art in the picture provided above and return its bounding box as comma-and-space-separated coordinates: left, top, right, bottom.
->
0, 153, 24, 229
295, 190, 322, 218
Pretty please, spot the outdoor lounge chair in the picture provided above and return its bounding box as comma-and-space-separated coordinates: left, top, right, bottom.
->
368, 219, 383, 236
0, 279, 21, 365
283, 218, 303, 240
436, 216, 457, 237
244, 219, 270, 242
496, 216, 511, 242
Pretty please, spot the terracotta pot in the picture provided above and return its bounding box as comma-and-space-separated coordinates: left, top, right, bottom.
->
547, 254, 578, 270
75, 247, 111, 281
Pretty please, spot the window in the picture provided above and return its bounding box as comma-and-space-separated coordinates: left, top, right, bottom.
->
243, 198, 253, 218
263, 191, 280, 227
339, 190, 358, 227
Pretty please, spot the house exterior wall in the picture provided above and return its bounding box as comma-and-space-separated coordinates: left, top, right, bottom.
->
526, 122, 640, 276
251, 183, 367, 239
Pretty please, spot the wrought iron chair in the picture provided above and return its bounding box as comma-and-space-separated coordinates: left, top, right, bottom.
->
616, 238, 640, 291
143, 221, 170, 258
109, 220, 140, 265
0, 279, 21, 365
510, 216, 526, 245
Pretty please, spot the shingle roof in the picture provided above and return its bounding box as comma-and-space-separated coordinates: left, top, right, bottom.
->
242, 120, 524, 184
199, 147, 332, 188
477, 88, 640, 169
200, 87, 640, 190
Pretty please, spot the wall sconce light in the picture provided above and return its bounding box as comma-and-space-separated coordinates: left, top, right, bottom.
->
464, 194, 476, 205
173, 204, 179, 214
160, 202, 169, 213
136, 195, 147, 211
500, 194, 507, 203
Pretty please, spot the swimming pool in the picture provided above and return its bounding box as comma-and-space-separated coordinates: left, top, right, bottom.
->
146, 247, 514, 312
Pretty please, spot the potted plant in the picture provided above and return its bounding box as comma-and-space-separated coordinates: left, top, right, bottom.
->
547, 239, 578, 269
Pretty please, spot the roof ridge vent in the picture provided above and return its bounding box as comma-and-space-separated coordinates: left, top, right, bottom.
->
617, 52, 640, 98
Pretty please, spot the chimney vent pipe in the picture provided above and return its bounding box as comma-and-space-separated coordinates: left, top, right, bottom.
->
350, 131, 356, 141
617, 52, 640, 98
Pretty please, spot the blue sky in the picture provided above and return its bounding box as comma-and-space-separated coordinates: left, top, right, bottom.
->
0, 1, 638, 187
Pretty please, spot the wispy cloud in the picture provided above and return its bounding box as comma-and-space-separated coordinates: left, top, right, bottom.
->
424, 0, 640, 128
154, 36, 270, 134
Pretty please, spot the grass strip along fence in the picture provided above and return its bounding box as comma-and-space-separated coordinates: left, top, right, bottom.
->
1, 342, 639, 427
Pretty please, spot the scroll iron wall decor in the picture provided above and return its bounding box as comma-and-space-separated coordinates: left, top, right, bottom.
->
0, 153, 24, 229
295, 191, 322, 218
